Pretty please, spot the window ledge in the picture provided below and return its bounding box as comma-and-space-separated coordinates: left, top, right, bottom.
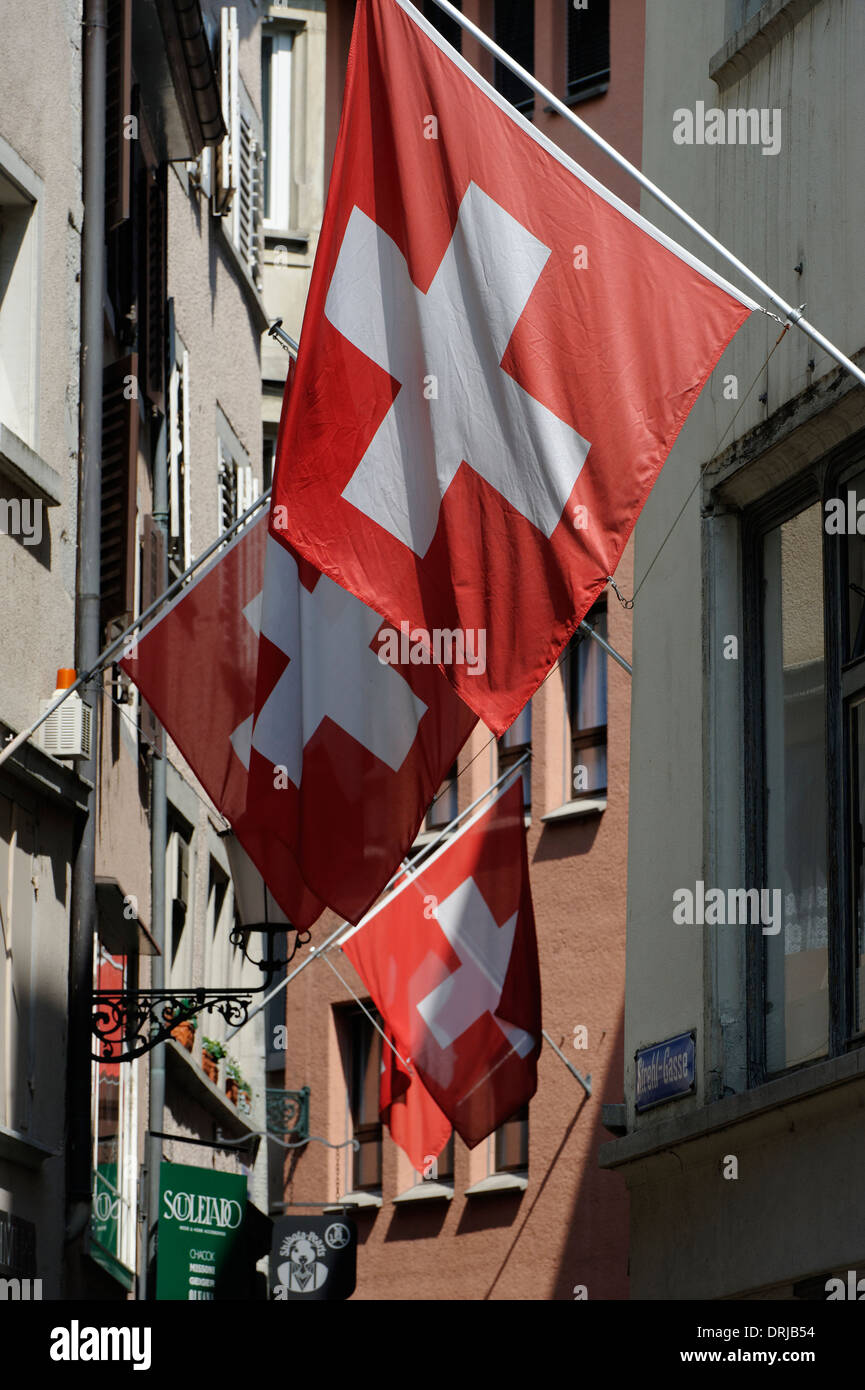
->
0, 424, 63, 505
325, 1190, 382, 1210
543, 80, 610, 114
264, 227, 310, 249
541, 797, 607, 823
599, 1043, 865, 1172
464, 1172, 527, 1198
0, 1122, 59, 1170
393, 1181, 453, 1205
709, 0, 823, 92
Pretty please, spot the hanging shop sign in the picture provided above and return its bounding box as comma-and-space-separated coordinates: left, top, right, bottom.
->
635, 1031, 696, 1111
156, 1163, 248, 1301
270, 1214, 357, 1301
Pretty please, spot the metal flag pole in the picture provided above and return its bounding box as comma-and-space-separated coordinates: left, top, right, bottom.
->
224, 750, 532, 1041
424, 0, 865, 393
0, 488, 273, 771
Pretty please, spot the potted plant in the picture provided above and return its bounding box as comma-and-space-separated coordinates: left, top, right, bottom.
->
169, 998, 197, 1052
225, 1056, 243, 1106
238, 1080, 253, 1116
201, 1037, 226, 1084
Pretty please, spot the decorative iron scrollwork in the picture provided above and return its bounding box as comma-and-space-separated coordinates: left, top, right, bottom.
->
266, 1086, 310, 1143
91, 987, 262, 1063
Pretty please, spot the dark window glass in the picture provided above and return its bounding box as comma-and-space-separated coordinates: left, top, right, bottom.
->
423, 0, 462, 52
495, 1103, 529, 1172
568, 602, 608, 798
494, 0, 534, 113
349, 1008, 383, 1190
427, 762, 458, 830
498, 703, 532, 811
566, 0, 610, 101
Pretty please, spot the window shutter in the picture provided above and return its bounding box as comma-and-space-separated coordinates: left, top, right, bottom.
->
143, 168, 167, 409
166, 300, 191, 572
236, 110, 264, 287
566, 0, 610, 100
105, 0, 133, 229
100, 355, 139, 632
217, 441, 237, 533
494, 0, 535, 111
140, 515, 165, 753
181, 348, 192, 569
215, 6, 239, 216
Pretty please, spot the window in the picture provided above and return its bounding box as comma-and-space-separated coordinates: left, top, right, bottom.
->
498, 703, 531, 812
166, 809, 193, 975
744, 455, 865, 1084
494, 1103, 529, 1174
568, 601, 608, 799
423, 0, 462, 51
262, 29, 293, 229
426, 762, 458, 831
216, 409, 258, 537
566, 0, 610, 102
167, 301, 191, 575
216, 7, 264, 289
346, 1007, 383, 1192
0, 148, 40, 449
494, 0, 534, 114
419, 1134, 454, 1184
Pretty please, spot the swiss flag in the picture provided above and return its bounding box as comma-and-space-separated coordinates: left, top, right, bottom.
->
121, 511, 476, 928
270, 0, 757, 734
379, 1029, 451, 1173
120, 517, 325, 927
340, 777, 541, 1148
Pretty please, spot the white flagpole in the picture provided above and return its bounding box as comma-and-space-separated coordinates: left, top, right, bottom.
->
0, 487, 273, 771
422, 0, 865, 392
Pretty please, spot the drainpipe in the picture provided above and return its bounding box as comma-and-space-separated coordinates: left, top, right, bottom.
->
145, 409, 169, 1297
66, 0, 106, 1280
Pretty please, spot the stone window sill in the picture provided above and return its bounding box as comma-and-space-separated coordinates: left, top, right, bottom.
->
0, 424, 63, 505
393, 1181, 453, 1204
464, 1172, 527, 1197
541, 797, 606, 824
709, 0, 823, 91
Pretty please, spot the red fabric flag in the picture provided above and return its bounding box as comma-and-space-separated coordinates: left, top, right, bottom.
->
341, 777, 541, 1148
120, 517, 325, 927
379, 1030, 451, 1174
269, 0, 756, 734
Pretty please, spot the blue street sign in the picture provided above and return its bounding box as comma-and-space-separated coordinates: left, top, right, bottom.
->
635, 1032, 696, 1111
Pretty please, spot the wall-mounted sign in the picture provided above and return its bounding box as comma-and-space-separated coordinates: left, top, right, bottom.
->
270, 1215, 357, 1300
156, 1163, 248, 1301
635, 1031, 696, 1111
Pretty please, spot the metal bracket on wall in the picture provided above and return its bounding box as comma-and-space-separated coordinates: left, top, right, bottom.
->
91, 985, 272, 1063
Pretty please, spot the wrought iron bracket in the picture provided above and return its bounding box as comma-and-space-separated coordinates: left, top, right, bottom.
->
92, 983, 273, 1063
266, 1086, 310, 1143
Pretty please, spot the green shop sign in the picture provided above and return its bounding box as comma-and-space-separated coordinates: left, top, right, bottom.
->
156, 1163, 248, 1301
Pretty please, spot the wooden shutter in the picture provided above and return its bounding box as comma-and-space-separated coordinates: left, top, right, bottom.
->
215, 6, 239, 216
139, 515, 165, 754
100, 355, 139, 632
237, 107, 263, 287
143, 168, 167, 409
105, 0, 133, 229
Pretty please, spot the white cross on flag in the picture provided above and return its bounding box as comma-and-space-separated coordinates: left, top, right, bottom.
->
120, 513, 475, 929
340, 777, 541, 1149
271, 0, 757, 734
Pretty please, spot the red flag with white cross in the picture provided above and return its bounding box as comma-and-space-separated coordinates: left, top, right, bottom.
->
379, 1028, 452, 1173
121, 511, 475, 928
340, 777, 541, 1148
269, 0, 756, 734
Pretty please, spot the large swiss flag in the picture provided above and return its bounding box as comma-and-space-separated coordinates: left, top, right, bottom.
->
121, 511, 476, 928
340, 777, 541, 1148
269, 0, 756, 734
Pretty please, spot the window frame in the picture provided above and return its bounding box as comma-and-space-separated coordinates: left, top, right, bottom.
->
742, 434, 865, 1088
567, 598, 608, 801
565, 0, 611, 105
493, 0, 535, 115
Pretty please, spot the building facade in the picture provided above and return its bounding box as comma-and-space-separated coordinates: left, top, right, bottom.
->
274, 0, 643, 1301
600, 0, 865, 1301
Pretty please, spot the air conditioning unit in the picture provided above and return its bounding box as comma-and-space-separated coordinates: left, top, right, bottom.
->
38, 670, 92, 760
